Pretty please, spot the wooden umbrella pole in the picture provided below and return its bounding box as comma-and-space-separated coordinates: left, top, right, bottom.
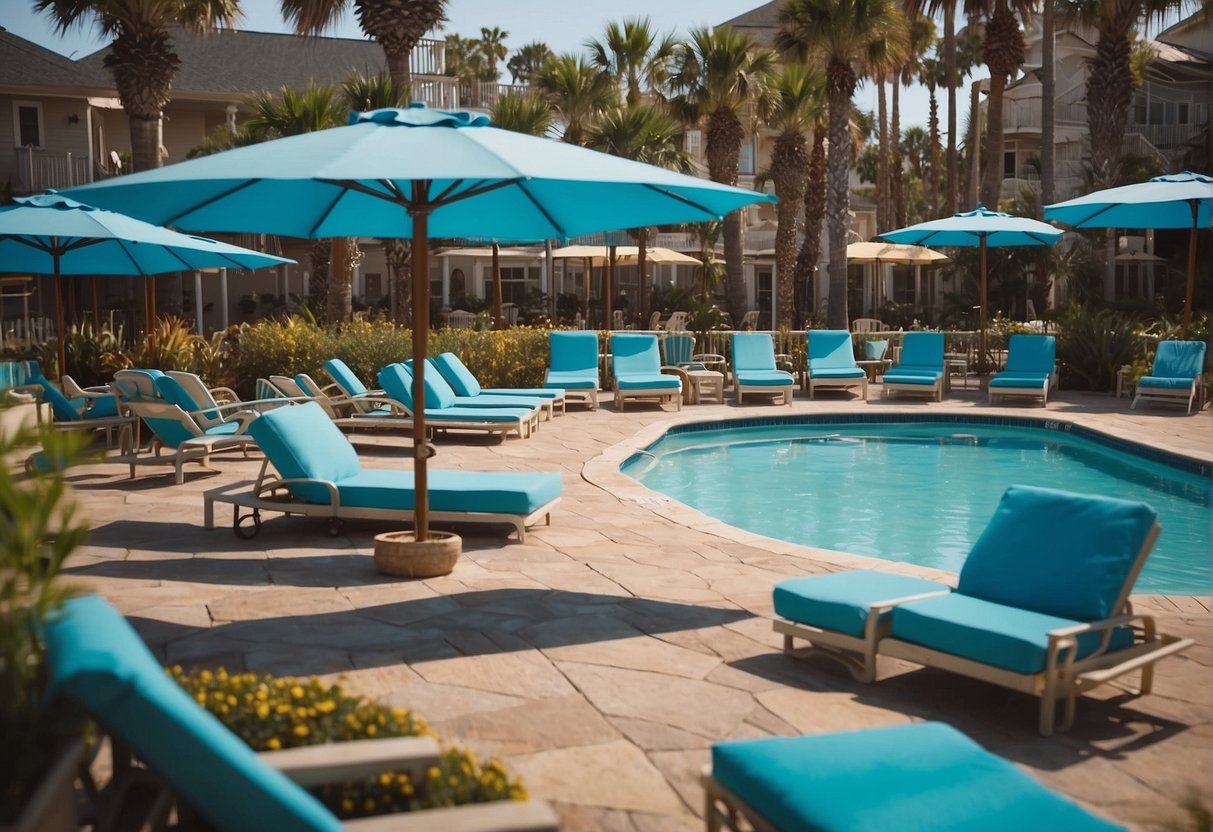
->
979, 236, 988, 375
492, 242, 503, 330
53, 247, 66, 379
412, 202, 430, 540
582, 257, 590, 322
638, 228, 649, 324
1182, 202, 1196, 338
92, 277, 99, 330
605, 246, 615, 328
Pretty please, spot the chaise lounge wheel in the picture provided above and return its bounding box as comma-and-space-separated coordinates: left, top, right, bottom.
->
234, 508, 262, 540
326, 518, 344, 537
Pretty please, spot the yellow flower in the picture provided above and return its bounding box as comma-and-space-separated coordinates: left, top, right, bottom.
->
256, 703, 269, 719
266, 737, 281, 750
293, 724, 310, 738
290, 685, 304, 699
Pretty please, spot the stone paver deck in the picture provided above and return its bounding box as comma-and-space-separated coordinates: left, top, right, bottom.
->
59, 386, 1211, 831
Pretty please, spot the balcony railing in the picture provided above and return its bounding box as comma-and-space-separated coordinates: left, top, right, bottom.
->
410, 38, 446, 77
13, 147, 92, 193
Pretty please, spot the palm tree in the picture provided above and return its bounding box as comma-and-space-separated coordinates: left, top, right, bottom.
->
794, 122, 827, 322
586, 17, 678, 106
669, 26, 777, 324
919, 51, 947, 212
894, 15, 936, 226
1040, 0, 1056, 205
975, 0, 1038, 208
507, 41, 554, 84
490, 92, 555, 136
780, 0, 908, 329
760, 62, 826, 328
586, 103, 692, 320
533, 54, 617, 145
36, 0, 239, 172
1058, 0, 1185, 190
279, 0, 447, 92
479, 25, 509, 81
903, 0, 961, 214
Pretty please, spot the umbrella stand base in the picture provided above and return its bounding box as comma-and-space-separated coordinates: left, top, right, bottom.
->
374, 530, 461, 578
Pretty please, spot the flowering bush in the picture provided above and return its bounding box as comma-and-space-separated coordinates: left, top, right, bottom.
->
169, 667, 526, 819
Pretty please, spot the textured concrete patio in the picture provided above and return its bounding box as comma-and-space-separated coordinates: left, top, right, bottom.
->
59, 385, 1211, 831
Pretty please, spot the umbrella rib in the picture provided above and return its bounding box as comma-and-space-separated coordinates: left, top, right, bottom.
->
511, 181, 566, 237
164, 180, 262, 227
112, 238, 152, 276
308, 185, 354, 239
639, 183, 722, 219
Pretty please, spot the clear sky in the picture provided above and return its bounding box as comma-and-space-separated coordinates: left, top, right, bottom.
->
1, 0, 941, 130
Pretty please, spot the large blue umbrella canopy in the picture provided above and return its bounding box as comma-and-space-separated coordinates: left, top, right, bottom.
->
879, 206, 1063, 371
65, 105, 775, 541
1045, 171, 1212, 333
0, 192, 293, 375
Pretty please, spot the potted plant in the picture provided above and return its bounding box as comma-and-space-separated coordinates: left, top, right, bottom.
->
0, 419, 91, 830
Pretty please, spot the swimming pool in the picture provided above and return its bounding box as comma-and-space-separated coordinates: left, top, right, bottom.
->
622, 417, 1212, 595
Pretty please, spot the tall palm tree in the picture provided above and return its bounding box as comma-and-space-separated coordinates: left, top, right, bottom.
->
280, 0, 447, 92
760, 62, 825, 328
669, 26, 777, 324
780, 0, 908, 329
974, 0, 1038, 207
37, 0, 239, 172
533, 54, 617, 145
904, 0, 961, 214
586, 102, 692, 319
479, 25, 509, 81
1058, 0, 1185, 190
1040, 0, 1056, 205
919, 51, 947, 213
507, 41, 553, 84
894, 15, 936, 226
585, 17, 677, 106
794, 122, 827, 322
876, 73, 890, 232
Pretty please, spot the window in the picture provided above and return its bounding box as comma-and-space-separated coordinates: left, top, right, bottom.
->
1148, 102, 1163, 125
14, 102, 42, 148
755, 269, 773, 329
1178, 103, 1189, 124
363, 273, 382, 301
1003, 150, 1016, 178
892, 269, 915, 305
739, 138, 756, 176
482, 265, 539, 305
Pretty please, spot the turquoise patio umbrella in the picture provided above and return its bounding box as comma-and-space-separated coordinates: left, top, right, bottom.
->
0, 192, 293, 377
1045, 171, 1212, 335
66, 105, 775, 540
879, 206, 1063, 372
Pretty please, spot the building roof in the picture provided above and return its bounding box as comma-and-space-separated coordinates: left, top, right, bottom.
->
719, 1, 782, 46
77, 26, 390, 97
0, 25, 108, 91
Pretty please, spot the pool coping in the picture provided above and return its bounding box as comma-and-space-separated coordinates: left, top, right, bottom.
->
583, 406, 1213, 601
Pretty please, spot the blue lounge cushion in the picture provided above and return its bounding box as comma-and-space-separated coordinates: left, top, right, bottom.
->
432, 352, 483, 397
545, 369, 598, 389
1003, 334, 1055, 374
711, 722, 1123, 832
616, 375, 681, 390
154, 376, 203, 412
736, 370, 794, 386
808, 330, 859, 372
414, 358, 545, 411
324, 358, 370, 397
811, 367, 866, 380
45, 595, 341, 832
247, 401, 362, 503
1137, 376, 1197, 390
732, 333, 779, 372
333, 469, 561, 513
1150, 340, 1206, 380
958, 485, 1157, 622
549, 331, 599, 374
377, 362, 416, 410
989, 372, 1048, 388
612, 333, 664, 378
774, 570, 947, 638
36, 376, 84, 422
662, 334, 696, 365
882, 370, 941, 385
890, 593, 1135, 674
864, 339, 889, 360
897, 332, 944, 368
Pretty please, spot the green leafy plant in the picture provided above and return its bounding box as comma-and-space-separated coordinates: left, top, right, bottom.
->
1055, 303, 1144, 392
170, 668, 527, 819
0, 416, 91, 821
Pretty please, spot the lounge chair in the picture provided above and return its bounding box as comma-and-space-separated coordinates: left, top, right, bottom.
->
32, 372, 133, 446
705, 722, 1123, 832
773, 485, 1193, 735
291, 372, 411, 432
610, 333, 681, 412
881, 331, 945, 401
406, 358, 548, 424
660, 333, 705, 370
432, 352, 567, 416
154, 375, 275, 433
204, 401, 561, 541
737, 310, 760, 330
112, 368, 165, 403
45, 594, 560, 832
1131, 340, 1207, 414
545, 331, 600, 409
731, 333, 794, 406
378, 363, 534, 439
988, 334, 1057, 406
807, 330, 868, 400
121, 399, 258, 484
324, 358, 387, 414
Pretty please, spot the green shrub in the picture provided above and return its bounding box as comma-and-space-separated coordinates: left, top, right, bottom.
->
170, 667, 527, 819
1056, 304, 1144, 392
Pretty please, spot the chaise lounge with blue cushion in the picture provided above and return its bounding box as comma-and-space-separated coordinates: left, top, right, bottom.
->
379, 363, 536, 439
432, 352, 566, 417
773, 485, 1193, 734
611, 333, 682, 411
807, 330, 867, 400
705, 722, 1124, 832
122, 398, 259, 484
881, 331, 945, 401
732, 332, 795, 406
1131, 339, 1207, 414
45, 594, 559, 832
32, 370, 133, 446
988, 334, 1057, 406
405, 358, 547, 425
204, 401, 561, 541
545, 331, 600, 409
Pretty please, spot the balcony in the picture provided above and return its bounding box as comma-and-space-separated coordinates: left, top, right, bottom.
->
12, 148, 92, 193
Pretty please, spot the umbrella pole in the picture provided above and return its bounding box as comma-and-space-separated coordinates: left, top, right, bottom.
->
412, 206, 431, 540
92, 277, 100, 332
979, 236, 988, 375
492, 243, 503, 330
53, 247, 66, 380
1183, 202, 1196, 337
638, 228, 648, 326
606, 246, 615, 329
582, 258, 590, 323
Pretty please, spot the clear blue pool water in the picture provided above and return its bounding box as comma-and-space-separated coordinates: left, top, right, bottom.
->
623, 420, 1212, 595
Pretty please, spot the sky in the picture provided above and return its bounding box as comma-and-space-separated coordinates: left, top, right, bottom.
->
1, 0, 942, 130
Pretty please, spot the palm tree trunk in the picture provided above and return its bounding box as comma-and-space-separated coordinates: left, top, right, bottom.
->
129, 117, 162, 173
773, 135, 808, 330
944, 2, 958, 215
877, 78, 889, 231
928, 85, 941, 213
705, 108, 746, 324
384, 47, 412, 102
1040, 0, 1056, 205
826, 80, 853, 330
795, 130, 827, 320
982, 71, 1007, 208
328, 237, 353, 323
891, 81, 904, 228
1087, 19, 1134, 190
637, 227, 650, 323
